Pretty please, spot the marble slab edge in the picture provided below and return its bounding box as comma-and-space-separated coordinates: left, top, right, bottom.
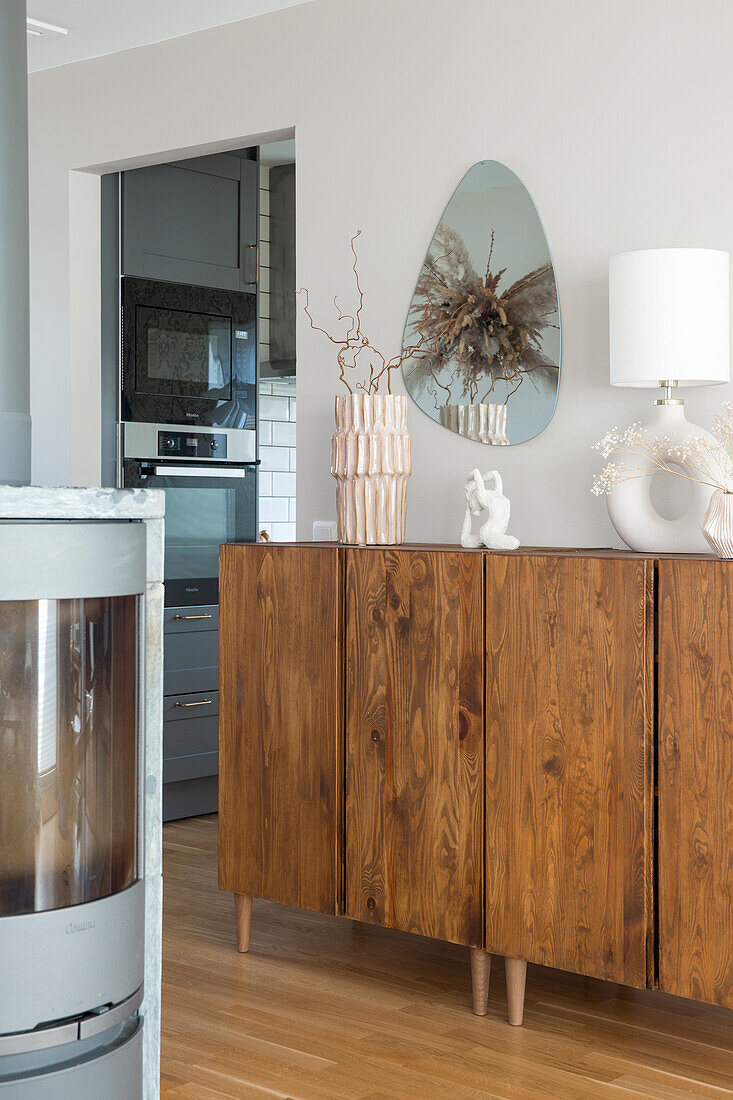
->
0, 485, 165, 519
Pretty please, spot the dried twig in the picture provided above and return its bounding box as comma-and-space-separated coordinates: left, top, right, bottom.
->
299, 230, 430, 395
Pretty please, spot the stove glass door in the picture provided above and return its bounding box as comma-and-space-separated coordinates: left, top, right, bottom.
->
0, 596, 138, 917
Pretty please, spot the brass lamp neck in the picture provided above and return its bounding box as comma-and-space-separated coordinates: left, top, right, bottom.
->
654, 379, 684, 406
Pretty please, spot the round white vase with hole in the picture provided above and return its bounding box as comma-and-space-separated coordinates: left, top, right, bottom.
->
330, 393, 411, 544
606, 404, 715, 553
702, 489, 733, 557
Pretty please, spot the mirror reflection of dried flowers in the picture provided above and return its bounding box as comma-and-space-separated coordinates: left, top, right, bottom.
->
405, 225, 559, 404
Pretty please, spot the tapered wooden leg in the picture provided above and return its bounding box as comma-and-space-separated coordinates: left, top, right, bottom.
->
470, 948, 492, 1015
234, 893, 253, 953
505, 957, 527, 1026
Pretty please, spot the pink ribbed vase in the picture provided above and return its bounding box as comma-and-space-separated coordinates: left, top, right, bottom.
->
330, 393, 411, 544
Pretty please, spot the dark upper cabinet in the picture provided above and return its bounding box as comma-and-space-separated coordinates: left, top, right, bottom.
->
121, 154, 258, 292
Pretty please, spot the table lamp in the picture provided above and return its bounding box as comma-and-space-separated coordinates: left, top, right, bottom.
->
607, 247, 730, 552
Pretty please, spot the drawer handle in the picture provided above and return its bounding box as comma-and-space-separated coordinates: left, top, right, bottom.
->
174, 699, 213, 708
173, 613, 212, 621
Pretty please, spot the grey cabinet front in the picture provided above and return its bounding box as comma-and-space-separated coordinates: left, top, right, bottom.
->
122, 154, 257, 292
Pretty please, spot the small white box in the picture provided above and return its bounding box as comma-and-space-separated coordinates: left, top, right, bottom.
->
313, 521, 338, 541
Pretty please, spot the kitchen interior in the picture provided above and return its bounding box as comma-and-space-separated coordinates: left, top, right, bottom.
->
100, 139, 296, 822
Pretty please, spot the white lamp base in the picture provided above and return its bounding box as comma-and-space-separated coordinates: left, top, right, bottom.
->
607, 404, 714, 553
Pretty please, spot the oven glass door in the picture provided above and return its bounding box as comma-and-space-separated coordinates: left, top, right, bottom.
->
124, 461, 257, 605
135, 305, 233, 401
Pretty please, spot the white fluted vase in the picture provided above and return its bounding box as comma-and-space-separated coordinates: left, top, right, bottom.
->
331, 393, 411, 544
439, 402, 509, 445
702, 489, 733, 557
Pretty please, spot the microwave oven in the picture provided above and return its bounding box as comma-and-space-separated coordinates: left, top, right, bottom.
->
121, 276, 256, 428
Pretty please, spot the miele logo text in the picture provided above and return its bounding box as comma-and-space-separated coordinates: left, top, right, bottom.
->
65, 920, 96, 934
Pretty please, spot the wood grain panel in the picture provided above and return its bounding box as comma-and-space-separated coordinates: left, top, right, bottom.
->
485, 554, 653, 987
658, 559, 733, 1008
345, 548, 484, 947
218, 544, 342, 914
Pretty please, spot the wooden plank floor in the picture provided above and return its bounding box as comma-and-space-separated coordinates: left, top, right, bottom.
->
161, 815, 733, 1099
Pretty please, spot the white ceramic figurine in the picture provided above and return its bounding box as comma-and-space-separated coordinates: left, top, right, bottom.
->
460, 468, 520, 550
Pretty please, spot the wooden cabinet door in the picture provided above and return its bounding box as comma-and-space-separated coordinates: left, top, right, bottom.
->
485, 554, 653, 987
218, 545, 342, 914
344, 549, 484, 947
658, 560, 733, 1008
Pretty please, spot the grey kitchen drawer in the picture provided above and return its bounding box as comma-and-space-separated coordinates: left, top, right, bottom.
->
164, 604, 219, 634
164, 690, 218, 723
163, 751, 219, 784
163, 629, 218, 695
164, 714, 218, 761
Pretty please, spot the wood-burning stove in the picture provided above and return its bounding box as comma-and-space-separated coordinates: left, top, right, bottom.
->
0, 521, 147, 1098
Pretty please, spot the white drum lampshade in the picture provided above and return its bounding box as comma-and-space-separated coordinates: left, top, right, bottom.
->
609, 248, 730, 390
606, 247, 731, 553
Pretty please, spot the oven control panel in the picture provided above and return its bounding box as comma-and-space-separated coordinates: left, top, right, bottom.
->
157, 430, 228, 459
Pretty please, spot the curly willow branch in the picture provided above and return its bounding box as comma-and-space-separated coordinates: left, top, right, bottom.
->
298, 229, 428, 395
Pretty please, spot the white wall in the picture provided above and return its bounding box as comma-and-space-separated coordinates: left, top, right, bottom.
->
28, 0, 733, 545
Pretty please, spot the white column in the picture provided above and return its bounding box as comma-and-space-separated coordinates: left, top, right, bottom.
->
0, 0, 31, 485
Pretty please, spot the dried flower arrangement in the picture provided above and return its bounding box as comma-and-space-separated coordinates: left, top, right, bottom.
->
405, 225, 559, 404
591, 405, 733, 496
298, 230, 428, 395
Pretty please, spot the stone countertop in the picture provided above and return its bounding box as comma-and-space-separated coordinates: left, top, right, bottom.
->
0, 484, 164, 519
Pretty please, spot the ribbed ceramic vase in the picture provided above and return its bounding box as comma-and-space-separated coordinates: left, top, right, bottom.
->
331, 393, 411, 544
701, 489, 733, 557
439, 402, 509, 445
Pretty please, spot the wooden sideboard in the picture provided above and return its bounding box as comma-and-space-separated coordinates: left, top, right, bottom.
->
218, 544, 733, 1024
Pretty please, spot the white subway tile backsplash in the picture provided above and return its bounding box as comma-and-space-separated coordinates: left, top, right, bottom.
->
272, 379, 296, 397
258, 174, 296, 540
272, 421, 296, 447
260, 496, 289, 522
259, 445, 290, 471
260, 395, 290, 421
272, 472, 296, 496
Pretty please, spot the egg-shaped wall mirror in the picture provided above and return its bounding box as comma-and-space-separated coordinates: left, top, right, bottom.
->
402, 161, 560, 445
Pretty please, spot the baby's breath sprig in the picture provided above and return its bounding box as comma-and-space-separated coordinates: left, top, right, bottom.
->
591, 406, 733, 497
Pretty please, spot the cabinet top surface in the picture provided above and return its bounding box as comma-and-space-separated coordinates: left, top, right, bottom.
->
222, 541, 721, 562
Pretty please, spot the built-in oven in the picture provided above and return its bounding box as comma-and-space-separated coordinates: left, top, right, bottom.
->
121, 276, 256, 428
121, 421, 257, 821
121, 422, 257, 606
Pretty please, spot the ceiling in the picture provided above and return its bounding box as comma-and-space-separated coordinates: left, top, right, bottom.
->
27, 0, 313, 72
